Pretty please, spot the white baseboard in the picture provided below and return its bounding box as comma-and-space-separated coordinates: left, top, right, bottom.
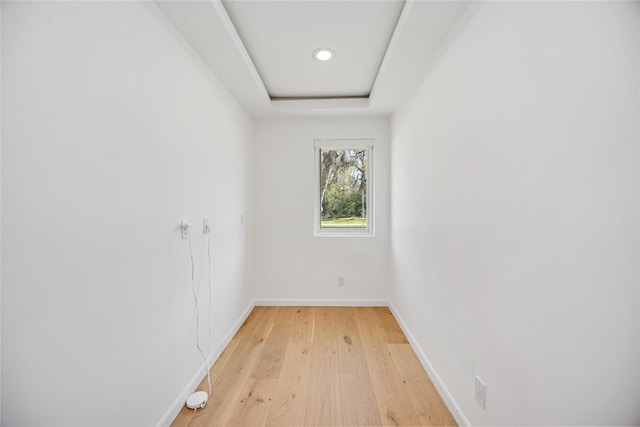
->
156, 300, 255, 427
388, 300, 470, 427
253, 298, 388, 307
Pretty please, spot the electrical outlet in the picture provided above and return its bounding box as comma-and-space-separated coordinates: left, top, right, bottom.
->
180, 219, 194, 240
475, 376, 486, 409
338, 276, 345, 286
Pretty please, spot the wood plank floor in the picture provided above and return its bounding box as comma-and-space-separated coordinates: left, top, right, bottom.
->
171, 306, 457, 427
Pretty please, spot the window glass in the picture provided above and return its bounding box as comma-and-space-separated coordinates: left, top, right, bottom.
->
314, 139, 373, 237
320, 148, 368, 229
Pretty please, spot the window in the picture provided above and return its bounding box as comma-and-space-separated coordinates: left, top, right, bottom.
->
314, 139, 374, 236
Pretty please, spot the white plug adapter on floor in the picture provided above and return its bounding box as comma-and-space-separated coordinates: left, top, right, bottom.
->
186, 391, 208, 409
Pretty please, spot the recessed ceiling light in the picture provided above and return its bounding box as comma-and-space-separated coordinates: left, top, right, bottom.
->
313, 48, 335, 62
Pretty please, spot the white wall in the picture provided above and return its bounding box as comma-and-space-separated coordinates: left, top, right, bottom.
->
0, 3, 3, 422
390, 1, 640, 425
1, 2, 253, 425
253, 118, 389, 302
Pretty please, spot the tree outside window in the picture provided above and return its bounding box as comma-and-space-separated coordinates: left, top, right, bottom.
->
314, 139, 373, 236
320, 148, 367, 228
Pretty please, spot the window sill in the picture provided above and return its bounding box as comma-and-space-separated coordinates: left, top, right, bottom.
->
314, 229, 375, 238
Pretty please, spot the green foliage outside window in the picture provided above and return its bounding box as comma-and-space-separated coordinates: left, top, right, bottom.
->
319, 148, 367, 228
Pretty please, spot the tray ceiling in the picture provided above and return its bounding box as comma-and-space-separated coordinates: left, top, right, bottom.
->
221, 0, 405, 100
155, 0, 471, 117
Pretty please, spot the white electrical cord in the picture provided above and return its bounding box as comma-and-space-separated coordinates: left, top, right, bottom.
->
187, 232, 212, 409
207, 232, 213, 368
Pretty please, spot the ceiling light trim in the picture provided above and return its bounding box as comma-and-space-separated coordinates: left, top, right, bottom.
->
313, 47, 335, 62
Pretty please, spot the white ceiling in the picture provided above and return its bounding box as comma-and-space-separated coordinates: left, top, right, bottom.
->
221, 0, 404, 100
155, 0, 471, 118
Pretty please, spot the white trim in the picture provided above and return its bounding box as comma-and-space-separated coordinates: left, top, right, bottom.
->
369, 0, 414, 103
271, 97, 369, 110
211, 0, 271, 104
388, 301, 471, 427
254, 298, 388, 307
313, 138, 376, 149
313, 140, 375, 237
156, 300, 256, 427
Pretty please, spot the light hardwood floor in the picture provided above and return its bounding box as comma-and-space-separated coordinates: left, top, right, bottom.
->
171, 306, 457, 427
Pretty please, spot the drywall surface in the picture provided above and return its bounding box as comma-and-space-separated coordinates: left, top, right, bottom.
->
0, 3, 3, 422
2, 2, 253, 425
390, 1, 640, 425
253, 118, 390, 301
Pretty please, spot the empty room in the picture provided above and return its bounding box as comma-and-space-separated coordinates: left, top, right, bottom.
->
2, 0, 639, 426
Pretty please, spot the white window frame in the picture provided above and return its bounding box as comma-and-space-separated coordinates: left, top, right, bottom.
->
313, 138, 374, 237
